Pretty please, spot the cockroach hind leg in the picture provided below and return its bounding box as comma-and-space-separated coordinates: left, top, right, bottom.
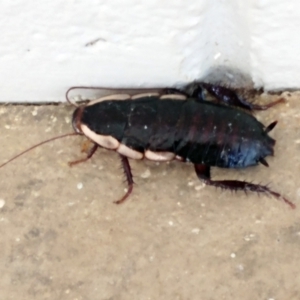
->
68, 143, 98, 167
114, 154, 134, 204
194, 164, 295, 209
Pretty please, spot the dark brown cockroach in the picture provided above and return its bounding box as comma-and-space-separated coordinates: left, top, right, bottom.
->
0, 84, 295, 208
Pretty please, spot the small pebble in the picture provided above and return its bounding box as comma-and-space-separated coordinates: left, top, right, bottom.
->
230, 253, 236, 258
77, 182, 83, 190
0, 107, 7, 114
140, 169, 151, 179
0, 199, 5, 208
74, 96, 81, 102
244, 233, 255, 241
195, 183, 205, 191
191, 228, 200, 234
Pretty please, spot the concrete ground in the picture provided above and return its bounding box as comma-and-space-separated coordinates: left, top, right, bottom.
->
0, 92, 300, 300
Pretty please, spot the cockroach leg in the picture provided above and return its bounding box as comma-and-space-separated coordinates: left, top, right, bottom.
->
68, 143, 98, 167
114, 154, 134, 204
194, 83, 252, 110
194, 164, 296, 209
80, 140, 95, 153
198, 83, 285, 111
250, 98, 285, 111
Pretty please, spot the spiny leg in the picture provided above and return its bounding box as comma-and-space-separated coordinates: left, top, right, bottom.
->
194, 164, 295, 209
198, 83, 285, 111
68, 143, 98, 166
114, 154, 134, 204
247, 97, 285, 111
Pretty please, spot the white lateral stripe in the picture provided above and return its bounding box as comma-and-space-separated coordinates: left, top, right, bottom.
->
145, 150, 175, 161
175, 155, 184, 161
131, 92, 160, 99
80, 123, 179, 161
117, 144, 143, 160
160, 94, 187, 100
81, 124, 119, 149
87, 94, 131, 106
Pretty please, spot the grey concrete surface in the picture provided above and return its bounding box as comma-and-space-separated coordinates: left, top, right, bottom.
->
0, 92, 300, 300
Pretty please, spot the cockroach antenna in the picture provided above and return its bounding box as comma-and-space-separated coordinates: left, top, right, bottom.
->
0, 87, 99, 169
65, 86, 119, 107
0, 132, 78, 169
1, 86, 115, 170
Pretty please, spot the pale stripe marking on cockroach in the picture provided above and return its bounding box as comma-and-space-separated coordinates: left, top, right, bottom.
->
77, 92, 188, 161
80, 124, 120, 150
116, 144, 144, 160
131, 93, 160, 99
160, 94, 187, 100
144, 150, 176, 161
86, 94, 131, 106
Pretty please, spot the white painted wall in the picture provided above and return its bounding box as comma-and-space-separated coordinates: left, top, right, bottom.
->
1, 0, 300, 102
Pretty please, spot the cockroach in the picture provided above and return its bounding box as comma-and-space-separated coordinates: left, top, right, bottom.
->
0, 83, 295, 209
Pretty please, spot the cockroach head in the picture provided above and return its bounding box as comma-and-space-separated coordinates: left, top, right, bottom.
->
72, 106, 84, 134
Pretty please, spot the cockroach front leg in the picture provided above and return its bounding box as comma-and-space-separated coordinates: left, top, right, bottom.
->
68, 143, 98, 166
194, 164, 295, 209
114, 154, 134, 204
